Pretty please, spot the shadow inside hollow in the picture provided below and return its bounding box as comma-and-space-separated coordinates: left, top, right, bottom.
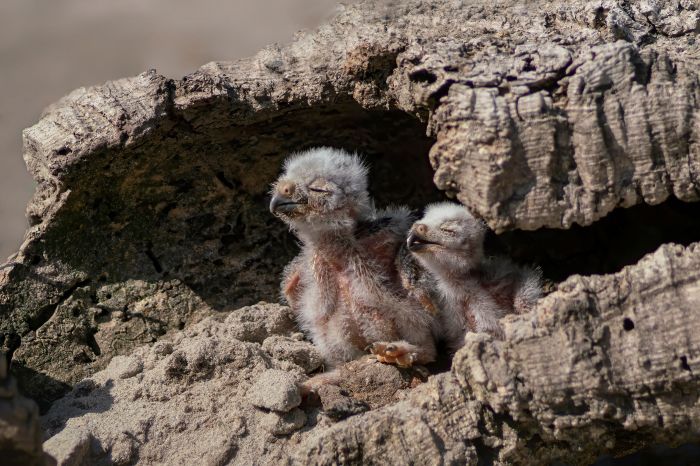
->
489, 197, 700, 284
590, 443, 700, 466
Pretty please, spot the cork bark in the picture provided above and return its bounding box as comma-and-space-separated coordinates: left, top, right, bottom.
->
1, 0, 699, 463
297, 242, 700, 465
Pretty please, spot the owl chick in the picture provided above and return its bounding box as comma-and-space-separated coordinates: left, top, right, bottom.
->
270, 147, 436, 368
407, 202, 541, 350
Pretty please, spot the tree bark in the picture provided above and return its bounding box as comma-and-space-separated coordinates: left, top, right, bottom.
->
296, 242, 700, 464
1, 0, 699, 463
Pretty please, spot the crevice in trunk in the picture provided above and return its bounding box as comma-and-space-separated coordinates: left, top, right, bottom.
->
489, 197, 700, 285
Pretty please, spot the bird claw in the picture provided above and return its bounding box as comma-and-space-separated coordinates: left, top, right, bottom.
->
366, 341, 417, 368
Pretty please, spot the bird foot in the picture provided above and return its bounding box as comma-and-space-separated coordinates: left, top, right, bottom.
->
366, 341, 417, 368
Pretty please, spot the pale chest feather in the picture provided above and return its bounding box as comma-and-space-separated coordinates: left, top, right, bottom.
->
440, 279, 482, 333
304, 252, 352, 315
300, 252, 383, 349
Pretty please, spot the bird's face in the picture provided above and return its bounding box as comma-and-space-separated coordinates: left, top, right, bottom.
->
270, 148, 371, 236
270, 176, 354, 224
407, 202, 486, 275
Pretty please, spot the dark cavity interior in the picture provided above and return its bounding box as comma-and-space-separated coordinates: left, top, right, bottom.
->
34, 95, 700, 314
13, 98, 700, 411
489, 197, 700, 285
35, 101, 440, 312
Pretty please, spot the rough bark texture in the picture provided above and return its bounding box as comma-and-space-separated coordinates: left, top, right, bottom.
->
38, 243, 700, 465
296, 242, 700, 465
1, 0, 700, 464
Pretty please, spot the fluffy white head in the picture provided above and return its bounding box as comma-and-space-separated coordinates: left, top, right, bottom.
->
419, 203, 480, 229
283, 147, 369, 197
407, 202, 487, 277
270, 147, 373, 238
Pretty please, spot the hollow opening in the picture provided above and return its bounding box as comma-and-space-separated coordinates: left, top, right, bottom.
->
623, 318, 634, 332
488, 197, 700, 285
38, 100, 441, 312
13, 95, 700, 412
24, 97, 700, 358
34, 97, 700, 321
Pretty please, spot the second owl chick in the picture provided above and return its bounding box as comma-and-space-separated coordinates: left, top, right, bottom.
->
407, 202, 541, 350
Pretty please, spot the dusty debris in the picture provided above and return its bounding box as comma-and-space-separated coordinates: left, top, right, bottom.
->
247, 369, 303, 412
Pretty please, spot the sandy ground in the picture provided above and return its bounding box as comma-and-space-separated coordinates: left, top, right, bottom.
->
0, 0, 344, 260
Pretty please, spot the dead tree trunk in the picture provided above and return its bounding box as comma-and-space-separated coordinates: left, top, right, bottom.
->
1, 0, 700, 464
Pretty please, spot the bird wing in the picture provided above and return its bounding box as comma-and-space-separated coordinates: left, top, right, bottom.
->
395, 244, 441, 315
355, 208, 440, 315
481, 256, 542, 314
281, 254, 306, 312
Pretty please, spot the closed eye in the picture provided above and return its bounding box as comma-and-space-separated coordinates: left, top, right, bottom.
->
308, 187, 332, 193
440, 227, 457, 234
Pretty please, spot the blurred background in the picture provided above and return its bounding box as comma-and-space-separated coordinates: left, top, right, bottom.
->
0, 0, 347, 261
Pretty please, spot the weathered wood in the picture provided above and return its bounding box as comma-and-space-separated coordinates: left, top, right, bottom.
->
298, 242, 700, 464
1, 0, 699, 463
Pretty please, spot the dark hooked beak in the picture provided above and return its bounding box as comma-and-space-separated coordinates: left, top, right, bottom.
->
270, 194, 302, 214
407, 230, 440, 251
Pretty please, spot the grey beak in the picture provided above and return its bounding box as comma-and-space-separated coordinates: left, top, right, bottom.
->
270, 194, 287, 214
407, 230, 424, 251
407, 230, 438, 251
270, 194, 298, 214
